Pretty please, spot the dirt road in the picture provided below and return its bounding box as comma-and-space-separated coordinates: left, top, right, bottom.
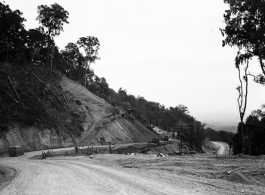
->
1, 148, 264, 195
0, 150, 207, 195
211, 142, 229, 155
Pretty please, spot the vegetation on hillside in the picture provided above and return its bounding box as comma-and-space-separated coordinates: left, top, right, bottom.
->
221, 0, 265, 155
0, 1, 207, 151
0, 64, 85, 142
205, 128, 234, 143
233, 107, 265, 155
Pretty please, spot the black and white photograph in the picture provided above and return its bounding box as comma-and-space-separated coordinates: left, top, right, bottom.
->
0, 0, 265, 194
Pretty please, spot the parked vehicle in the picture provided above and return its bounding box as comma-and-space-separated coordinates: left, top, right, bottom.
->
148, 137, 160, 144
163, 136, 169, 141
9, 146, 24, 157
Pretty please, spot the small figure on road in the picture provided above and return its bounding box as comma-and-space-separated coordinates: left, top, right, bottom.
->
75, 146, 78, 154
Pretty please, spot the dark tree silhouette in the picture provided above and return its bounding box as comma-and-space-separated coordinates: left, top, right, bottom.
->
77, 36, 100, 63
221, 0, 265, 83
77, 36, 100, 87
220, 0, 265, 154
37, 3, 69, 68
27, 28, 47, 63
0, 2, 26, 62
61, 42, 80, 79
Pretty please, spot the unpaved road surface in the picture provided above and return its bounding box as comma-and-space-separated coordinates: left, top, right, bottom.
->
0, 150, 204, 195
211, 142, 229, 155
1, 149, 265, 195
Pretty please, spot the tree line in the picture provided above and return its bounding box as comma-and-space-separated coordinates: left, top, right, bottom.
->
233, 106, 265, 155
0, 2, 209, 151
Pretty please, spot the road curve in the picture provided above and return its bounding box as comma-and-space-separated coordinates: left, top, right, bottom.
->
0, 149, 205, 195
211, 142, 229, 155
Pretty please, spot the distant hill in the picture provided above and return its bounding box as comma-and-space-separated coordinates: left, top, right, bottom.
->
204, 123, 237, 133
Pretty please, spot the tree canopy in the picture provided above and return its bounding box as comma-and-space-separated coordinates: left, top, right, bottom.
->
221, 0, 265, 83
37, 3, 69, 67
0, 2, 26, 62
221, 0, 265, 155
36, 3, 69, 37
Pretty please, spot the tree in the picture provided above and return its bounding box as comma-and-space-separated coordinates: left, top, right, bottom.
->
77, 36, 100, 87
235, 54, 250, 154
27, 28, 47, 63
77, 36, 100, 63
220, 0, 265, 84
61, 42, 80, 79
37, 3, 69, 68
0, 2, 26, 62
220, 0, 265, 154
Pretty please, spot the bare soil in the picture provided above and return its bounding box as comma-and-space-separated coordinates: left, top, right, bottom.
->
93, 153, 265, 195
0, 143, 265, 195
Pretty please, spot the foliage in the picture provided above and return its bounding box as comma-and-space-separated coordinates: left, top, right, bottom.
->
233, 106, 265, 155
221, 0, 265, 83
0, 64, 84, 138
36, 3, 69, 37
77, 36, 100, 63
37, 3, 69, 67
220, 0, 265, 154
0, 2, 26, 63
205, 128, 234, 143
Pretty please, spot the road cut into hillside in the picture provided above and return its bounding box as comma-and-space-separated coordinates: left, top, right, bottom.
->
211, 141, 229, 155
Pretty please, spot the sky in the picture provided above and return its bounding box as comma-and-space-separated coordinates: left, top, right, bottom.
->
5, 0, 265, 126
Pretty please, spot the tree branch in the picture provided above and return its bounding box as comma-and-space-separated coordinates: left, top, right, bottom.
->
258, 56, 265, 76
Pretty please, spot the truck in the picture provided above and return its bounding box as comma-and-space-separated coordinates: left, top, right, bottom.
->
148, 137, 160, 144
9, 146, 24, 157
163, 135, 169, 141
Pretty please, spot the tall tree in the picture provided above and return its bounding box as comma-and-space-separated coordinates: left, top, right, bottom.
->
77, 36, 100, 86
36, 3, 69, 68
220, 0, 265, 83
77, 36, 100, 63
220, 0, 265, 154
0, 2, 26, 62
27, 28, 47, 63
61, 42, 80, 79
235, 54, 250, 154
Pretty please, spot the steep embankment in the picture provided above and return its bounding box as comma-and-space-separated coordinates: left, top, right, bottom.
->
0, 65, 158, 152
60, 76, 158, 146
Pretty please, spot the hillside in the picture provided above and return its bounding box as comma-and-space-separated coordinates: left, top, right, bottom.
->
205, 123, 237, 133
0, 64, 158, 153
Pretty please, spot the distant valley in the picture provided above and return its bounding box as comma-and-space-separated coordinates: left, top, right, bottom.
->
204, 122, 237, 133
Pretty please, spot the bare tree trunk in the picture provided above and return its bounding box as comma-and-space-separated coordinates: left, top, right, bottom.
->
5, 41, 9, 63
69, 64, 72, 79
240, 121, 245, 154
236, 59, 249, 154
46, 29, 52, 69
47, 40, 50, 68
258, 55, 265, 76
84, 68, 87, 88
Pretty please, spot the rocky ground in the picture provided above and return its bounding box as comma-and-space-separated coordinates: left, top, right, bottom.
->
93, 153, 265, 194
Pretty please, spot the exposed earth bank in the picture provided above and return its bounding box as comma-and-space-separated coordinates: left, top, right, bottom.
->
0, 67, 158, 153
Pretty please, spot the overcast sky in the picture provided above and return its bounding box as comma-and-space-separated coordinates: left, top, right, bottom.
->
6, 0, 265, 126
